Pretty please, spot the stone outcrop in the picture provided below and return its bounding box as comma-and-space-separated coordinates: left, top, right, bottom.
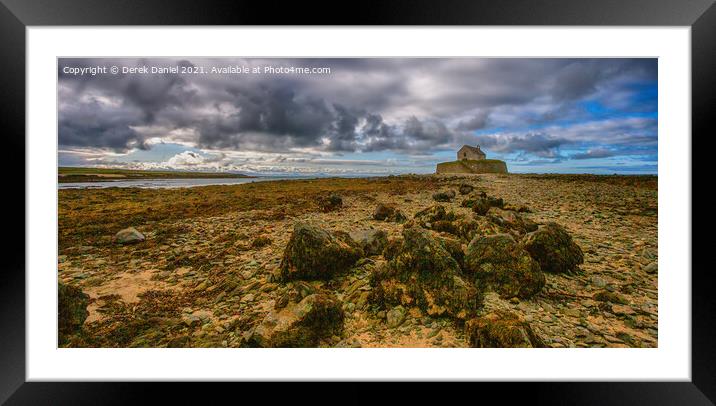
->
279, 222, 363, 281
349, 229, 389, 257
465, 233, 545, 299
370, 227, 483, 320
58, 282, 89, 343
523, 222, 584, 274
250, 293, 344, 347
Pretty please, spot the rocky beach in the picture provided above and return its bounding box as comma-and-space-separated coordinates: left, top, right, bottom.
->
58, 173, 658, 348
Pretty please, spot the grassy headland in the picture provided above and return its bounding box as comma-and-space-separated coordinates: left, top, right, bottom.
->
436, 159, 508, 174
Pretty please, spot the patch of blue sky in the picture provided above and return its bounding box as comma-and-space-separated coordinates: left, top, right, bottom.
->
579, 100, 657, 121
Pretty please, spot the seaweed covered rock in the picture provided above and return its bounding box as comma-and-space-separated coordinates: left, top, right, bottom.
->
429, 219, 461, 236
458, 183, 474, 195
370, 227, 482, 320
386, 305, 407, 328
461, 197, 477, 208
454, 218, 481, 242
465, 311, 545, 348
437, 236, 466, 271
464, 233, 545, 299
287, 280, 319, 303
415, 209, 506, 243
114, 227, 145, 244
373, 203, 407, 223
432, 190, 456, 202
58, 282, 89, 343
504, 203, 532, 213
414, 205, 457, 225
250, 293, 344, 347
414, 205, 462, 234
382, 237, 404, 260
471, 198, 491, 215
349, 229, 389, 257
486, 196, 505, 209
523, 222, 584, 274
317, 193, 343, 212
251, 235, 272, 248
487, 207, 538, 235
455, 217, 505, 242
462, 194, 503, 215
279, 222, 363, 281
340, 260, 375, 310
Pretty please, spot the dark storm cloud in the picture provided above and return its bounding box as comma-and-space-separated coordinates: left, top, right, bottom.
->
60, 59, 198, 122
58, 95, 148, 150
192, 82, 338, 152
324, 104, 361, 152
455, 111, 489, 131
59, 58, 198, 150
58, 58, 657, 157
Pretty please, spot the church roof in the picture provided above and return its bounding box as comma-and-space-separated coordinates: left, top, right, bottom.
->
460, 145, 485, 153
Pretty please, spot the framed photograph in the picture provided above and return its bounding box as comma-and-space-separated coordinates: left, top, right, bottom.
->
3, 0, 713, 403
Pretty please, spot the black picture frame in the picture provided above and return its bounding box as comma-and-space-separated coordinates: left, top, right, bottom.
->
1, 0, 713, 404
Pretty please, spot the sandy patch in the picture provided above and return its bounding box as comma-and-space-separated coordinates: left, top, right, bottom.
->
85, 268, 173, 323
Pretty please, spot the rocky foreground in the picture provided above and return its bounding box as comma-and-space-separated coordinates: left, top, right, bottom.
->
58, 174, 658, 348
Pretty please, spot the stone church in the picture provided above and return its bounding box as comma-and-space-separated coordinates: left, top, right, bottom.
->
457, 145, 486, 161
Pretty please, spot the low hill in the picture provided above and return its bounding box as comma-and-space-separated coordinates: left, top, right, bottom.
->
436, 159, 508, 174
58, 167, 252, 183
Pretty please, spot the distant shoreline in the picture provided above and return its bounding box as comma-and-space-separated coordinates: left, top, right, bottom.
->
58, 167, 659, 185
58, 167, 254, 183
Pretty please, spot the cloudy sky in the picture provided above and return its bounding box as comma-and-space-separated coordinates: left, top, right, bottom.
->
58, 58, 657, 175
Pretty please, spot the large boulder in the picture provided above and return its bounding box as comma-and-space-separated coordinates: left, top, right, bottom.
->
250, 293, 344, 347
464, 233, 545, 299
370, 227, 482, 320
114, 227, 145, 244
523, 222, 584, 274
58, 282, 89, 343
487, 207, 538, 235
349, 229, 389, 257
279, 222, 363, 281
373, 203, 407, 223
465, 311, 545, 348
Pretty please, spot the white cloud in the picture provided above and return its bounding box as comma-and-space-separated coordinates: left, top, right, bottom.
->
166, 151, 205, 166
